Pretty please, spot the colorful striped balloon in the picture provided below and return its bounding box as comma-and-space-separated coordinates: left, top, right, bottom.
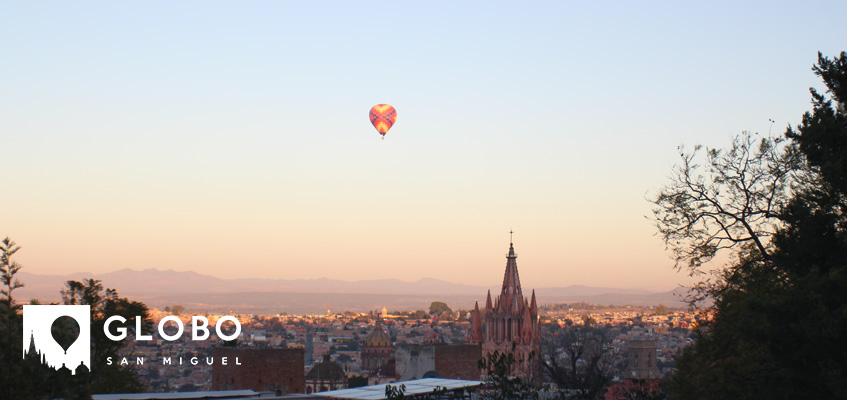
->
369, 104, 397, 139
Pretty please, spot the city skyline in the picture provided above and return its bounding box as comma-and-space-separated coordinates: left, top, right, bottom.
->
3, 2, 847, 291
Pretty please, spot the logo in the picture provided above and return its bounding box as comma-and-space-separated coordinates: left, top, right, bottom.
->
22, 305, 91, 374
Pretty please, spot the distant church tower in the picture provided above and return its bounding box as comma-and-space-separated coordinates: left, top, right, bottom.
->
361, 321, 393, 372
626, 338, 661, 379
466, 237, 540, 380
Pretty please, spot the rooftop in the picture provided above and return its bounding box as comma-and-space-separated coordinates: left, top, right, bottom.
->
92, 390, 262, 400
308, 378, 484, 400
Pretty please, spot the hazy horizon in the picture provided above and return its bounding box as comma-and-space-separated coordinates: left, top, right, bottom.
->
19, 266, 683, 292
3, 2, 846, 292
16, 267, 690, 314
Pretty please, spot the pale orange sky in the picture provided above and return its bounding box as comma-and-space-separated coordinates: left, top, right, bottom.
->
3, 2, 844, 291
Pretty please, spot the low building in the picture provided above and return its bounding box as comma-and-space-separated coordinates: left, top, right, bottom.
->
306, 354, 348, 394
395, 343, 481, 381
211, 347, 305, 394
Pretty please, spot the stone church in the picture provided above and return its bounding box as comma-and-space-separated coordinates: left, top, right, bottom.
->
466, 240, 540, 380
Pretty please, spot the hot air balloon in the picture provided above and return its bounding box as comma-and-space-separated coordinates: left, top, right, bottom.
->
369, 104, 397, 139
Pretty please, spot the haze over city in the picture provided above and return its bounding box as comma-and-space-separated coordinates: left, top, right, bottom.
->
3, 2, 846, 292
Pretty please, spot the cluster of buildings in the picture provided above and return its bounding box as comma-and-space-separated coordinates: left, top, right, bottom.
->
115, 241, 698, 396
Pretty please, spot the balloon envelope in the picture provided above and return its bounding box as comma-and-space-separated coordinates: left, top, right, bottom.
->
369, 104, 397, 137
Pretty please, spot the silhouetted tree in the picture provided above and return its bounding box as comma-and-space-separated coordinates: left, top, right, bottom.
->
657, 51, 847, 399
652, 131, 802, 278
1, 239, 149, 399
1, 237, 27, 400
478, 347, 538, 400
62, 279, 152, 394
541, 325, 611, 400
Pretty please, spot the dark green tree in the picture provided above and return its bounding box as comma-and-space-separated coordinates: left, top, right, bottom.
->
788, 51, 847, 196
429, 301, 452, 316
655, 51, 847, 399
757, 50, 847, 399
1, 238, 28, 400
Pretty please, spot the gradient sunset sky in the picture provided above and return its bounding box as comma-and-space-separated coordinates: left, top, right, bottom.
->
2, 2, 846, 291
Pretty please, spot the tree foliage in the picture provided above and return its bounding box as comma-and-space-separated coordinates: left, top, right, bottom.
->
62, 278, 152, 394
656, 51, 847, 399
541, 325, 611, 400
169, 304, 185, 316
1, 238, 25, 306
478, 347, 539, 400
0, 238, 152, 398
788, 51, 847, 196
429, 301, 453, 316
0, 240, 91, 399
1, 237, 30, 400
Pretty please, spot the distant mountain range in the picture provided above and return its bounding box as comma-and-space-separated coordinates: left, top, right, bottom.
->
15, 269, 690, 314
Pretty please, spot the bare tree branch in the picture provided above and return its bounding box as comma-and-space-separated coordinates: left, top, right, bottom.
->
650, 132, 805, 275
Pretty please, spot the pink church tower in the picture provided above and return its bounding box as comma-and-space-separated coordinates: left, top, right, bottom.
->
466, 237, 540, 380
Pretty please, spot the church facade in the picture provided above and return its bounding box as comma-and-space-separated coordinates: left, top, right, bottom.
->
361, 321, 393, 372
466, 241, 540, 380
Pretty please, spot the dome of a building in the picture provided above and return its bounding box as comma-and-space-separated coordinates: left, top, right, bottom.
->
422, 370, 442, 379
365, 323, 391, 347
306, 354, 346, 382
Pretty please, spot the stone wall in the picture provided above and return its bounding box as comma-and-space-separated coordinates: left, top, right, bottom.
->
211, 347, 305, 394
